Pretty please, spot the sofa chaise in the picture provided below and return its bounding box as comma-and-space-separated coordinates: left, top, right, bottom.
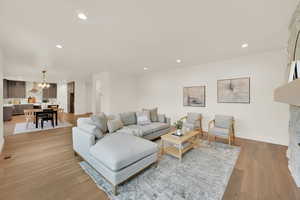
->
72, 109, 171, 195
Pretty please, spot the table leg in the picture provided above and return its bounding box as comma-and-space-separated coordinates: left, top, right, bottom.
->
55, 112, 58, 126
36, 115, 38, 128
161, 140, 164, 155
179, 146, 182, 162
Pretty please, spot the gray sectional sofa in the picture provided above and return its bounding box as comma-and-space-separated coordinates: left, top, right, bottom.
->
72, 109, 171, 195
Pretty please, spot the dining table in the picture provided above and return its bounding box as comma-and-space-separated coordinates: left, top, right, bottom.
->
34, 109, 58, 128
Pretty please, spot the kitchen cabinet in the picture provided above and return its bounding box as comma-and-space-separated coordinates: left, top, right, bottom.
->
43, 83, 57, 99
13, 104, 34, 115
3, 79, 8, 98
4, 80, 26, 98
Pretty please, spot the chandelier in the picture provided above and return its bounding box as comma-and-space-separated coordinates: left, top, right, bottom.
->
38, 70, 50, 89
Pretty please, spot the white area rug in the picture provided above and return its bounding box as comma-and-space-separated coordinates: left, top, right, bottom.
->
14, 121, 73, 134
80, 141, 240, 200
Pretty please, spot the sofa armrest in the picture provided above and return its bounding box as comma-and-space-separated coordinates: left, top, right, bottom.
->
72, 127, 96, 158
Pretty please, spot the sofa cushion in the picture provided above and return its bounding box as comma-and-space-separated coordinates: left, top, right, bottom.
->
146, 122, 170, 134
158, 114, 166, 123
89, 132, 158, 171
119, 112, 136, 126
215, 115, 233, 129
91, 113, 108, 133
143, 108, 158, 122
107, 119, 124, 133
118, 122, 170, 137
209, 127, 229, 137
136, 111, 151, 125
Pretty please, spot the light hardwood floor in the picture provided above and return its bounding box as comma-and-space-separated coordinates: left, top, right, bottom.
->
1, 114, 300, 200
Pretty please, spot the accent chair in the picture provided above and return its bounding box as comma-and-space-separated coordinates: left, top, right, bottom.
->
181, 112, 203, 135
208, 115, 235, 145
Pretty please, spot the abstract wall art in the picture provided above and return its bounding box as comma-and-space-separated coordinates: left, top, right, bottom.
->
217, 77, 250, 103
183, 86, 206, 107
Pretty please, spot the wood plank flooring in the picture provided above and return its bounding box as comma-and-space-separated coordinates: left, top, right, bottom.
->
1, 115, 300, 200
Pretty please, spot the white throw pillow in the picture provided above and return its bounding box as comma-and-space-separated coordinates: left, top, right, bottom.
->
136, 111, 151, 125
78, 123, 104, 139
107, 119, 124, 133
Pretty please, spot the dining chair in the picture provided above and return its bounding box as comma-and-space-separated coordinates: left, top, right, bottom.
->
58, 108, 64, 123
39, 109, 55, 129
24, 109, 36, 128
48, 105, 59, 109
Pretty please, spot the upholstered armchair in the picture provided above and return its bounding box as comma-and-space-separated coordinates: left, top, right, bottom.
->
181, 112, 203, 135
208, 115, 235, 145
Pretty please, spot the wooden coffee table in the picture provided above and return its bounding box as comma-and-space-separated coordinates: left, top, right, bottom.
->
161, 130, 201, 162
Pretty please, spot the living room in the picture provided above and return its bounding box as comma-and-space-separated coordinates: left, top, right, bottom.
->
1, 0, 300, 199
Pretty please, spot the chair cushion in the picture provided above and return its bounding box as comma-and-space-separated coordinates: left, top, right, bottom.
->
209, 127, 229, 137
143, 108, 159, 122
187, 112, 201, 123
91, 113, 108, 133
215, 115, 233, 129
183, 122, 197, 130
89, 132, 158, 171
119, 112, 137, 126
107, 119, 124, 133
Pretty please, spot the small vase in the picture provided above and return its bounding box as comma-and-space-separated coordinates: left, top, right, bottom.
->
176, 129, 182, 136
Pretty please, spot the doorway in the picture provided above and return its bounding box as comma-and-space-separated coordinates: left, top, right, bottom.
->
67, 82, 75, 113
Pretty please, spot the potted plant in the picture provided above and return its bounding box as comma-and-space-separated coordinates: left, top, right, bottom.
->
174, 120, 183, 136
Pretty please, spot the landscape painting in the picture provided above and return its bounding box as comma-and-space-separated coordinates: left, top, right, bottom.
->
183, 86, 206, 107
217, 77, 250, 103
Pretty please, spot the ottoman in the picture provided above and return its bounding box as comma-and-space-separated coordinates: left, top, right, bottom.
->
88, 132, 159, 195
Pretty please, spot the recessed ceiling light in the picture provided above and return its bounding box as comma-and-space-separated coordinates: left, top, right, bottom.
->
143, 67, 149, 70
241, 43, 249, 48
56, 44, 63, 49
78, 13, 88, 20
176, 59, 182, 63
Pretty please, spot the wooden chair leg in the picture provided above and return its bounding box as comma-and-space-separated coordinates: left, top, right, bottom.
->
229, 136, 231, 145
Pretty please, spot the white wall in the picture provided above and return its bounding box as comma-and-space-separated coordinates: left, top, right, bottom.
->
0, 50, 4, 152
75, 80, 92, 115
137, 50, 289, 145
91, 72, 138, 115
57, 83, 68, 112
109, 73, 139, 114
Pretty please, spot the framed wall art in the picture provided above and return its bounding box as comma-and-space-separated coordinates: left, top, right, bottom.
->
183, 86, 206, 107
217, 77, 250, 103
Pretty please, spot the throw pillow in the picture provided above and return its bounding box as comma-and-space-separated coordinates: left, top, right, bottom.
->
107, 119, 124, 133
78, 123, 104, 139
158, 114, 166, 123
119, 112, 137, 126
136, 111, 151, 125
142, 108, 158, 122
91, 113, 108, 133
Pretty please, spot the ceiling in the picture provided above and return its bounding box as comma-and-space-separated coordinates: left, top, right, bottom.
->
0, 0, 298, 81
